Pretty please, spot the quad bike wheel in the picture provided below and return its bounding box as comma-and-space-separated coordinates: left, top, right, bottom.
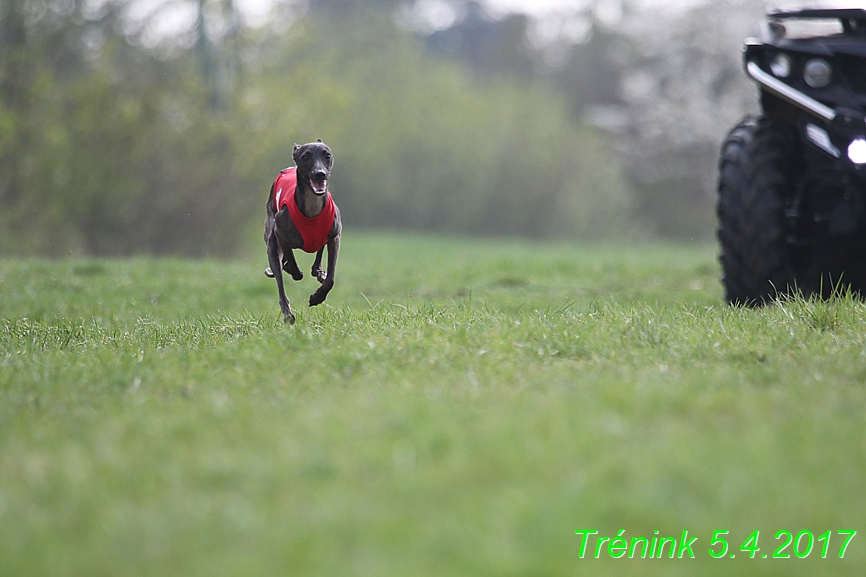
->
717, 116, 799, 305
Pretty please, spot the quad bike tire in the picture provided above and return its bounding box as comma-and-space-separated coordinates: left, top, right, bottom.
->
717, 116, 799, 305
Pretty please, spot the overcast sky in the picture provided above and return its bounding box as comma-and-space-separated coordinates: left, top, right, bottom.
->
234, 0, 859, 27
143, 0, 862, 45
482, 0, 593, 17
483, 0, 862, 14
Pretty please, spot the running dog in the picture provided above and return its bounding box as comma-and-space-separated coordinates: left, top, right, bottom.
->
264, 140, 341, 324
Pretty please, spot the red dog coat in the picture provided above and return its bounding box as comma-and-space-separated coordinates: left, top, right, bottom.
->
272, 167, 336, 253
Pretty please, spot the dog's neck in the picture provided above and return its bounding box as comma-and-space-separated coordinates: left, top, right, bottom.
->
294, 178, 327, 218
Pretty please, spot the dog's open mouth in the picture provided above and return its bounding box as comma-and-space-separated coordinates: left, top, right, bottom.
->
311, 178, 328, 195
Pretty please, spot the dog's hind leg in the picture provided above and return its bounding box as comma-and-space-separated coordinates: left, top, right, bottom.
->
310, 236, 339, 307
267, 234, 296, 324
264, 214, 277, 277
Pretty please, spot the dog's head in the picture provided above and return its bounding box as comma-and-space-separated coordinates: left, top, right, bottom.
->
293, 139, 333, 196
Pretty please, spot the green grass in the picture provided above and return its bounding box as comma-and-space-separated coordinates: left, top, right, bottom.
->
1, 232, 864, 576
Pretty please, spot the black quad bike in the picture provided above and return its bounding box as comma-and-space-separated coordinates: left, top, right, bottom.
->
718, 8, 866, 305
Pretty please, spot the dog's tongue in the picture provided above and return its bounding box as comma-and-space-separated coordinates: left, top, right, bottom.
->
312, 179, 328, 194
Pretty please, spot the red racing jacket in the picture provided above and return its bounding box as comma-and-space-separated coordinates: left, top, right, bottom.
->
272, 167, 337, 253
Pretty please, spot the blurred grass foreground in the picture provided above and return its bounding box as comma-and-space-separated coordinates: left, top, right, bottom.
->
1, 235, 865, 576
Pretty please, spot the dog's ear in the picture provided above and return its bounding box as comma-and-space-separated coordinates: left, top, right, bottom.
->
316, 138, 322, 143
292, 143, 301, 161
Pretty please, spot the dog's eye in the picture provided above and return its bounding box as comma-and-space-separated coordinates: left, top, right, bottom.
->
301, 152, 310, 160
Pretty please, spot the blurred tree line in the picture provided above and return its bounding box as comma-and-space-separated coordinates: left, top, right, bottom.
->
0, 0, 779, 256
419, 0, 772, 239
0, 0, 254, 255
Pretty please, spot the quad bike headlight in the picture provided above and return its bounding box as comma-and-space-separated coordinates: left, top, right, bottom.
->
847, 138, 866, 165
803, 58, 832, 88
770, 53, 792, 78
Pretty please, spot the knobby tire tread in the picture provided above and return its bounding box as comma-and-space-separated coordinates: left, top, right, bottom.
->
717, 116, 798, 305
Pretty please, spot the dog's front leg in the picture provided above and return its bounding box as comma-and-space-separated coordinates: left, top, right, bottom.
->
282, 249, 303, 281
311, 248, 326, 283
267, 235, 296, 324
309, 235, 339, 307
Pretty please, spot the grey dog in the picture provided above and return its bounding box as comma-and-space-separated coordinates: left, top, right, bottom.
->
264, 140, 342, 324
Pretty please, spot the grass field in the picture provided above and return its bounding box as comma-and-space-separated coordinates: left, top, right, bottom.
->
1, 232, 864, 576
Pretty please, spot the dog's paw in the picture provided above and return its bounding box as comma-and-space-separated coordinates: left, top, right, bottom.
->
280, 299, 296, 325
309, 291, 326, 307
309, 281, 333, 307
283, 263, 303, 281
264, 267, 275, 278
